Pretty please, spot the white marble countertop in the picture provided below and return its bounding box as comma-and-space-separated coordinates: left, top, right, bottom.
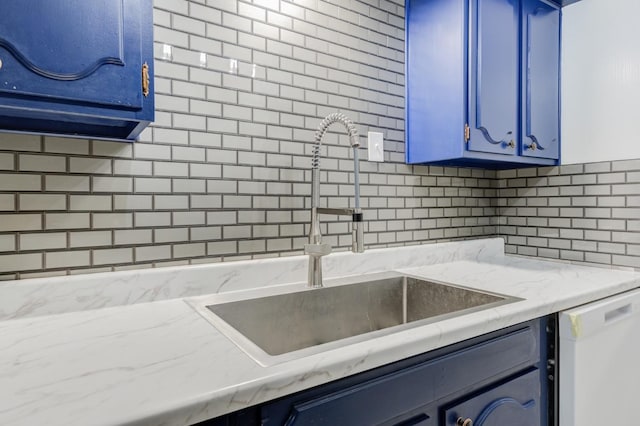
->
1, 239, 639, 426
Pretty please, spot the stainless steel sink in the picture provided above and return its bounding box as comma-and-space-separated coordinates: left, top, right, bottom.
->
191, 272, 519, 366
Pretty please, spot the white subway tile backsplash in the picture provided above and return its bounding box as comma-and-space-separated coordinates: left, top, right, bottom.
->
92, 141, 133, 158
45, 213, 90, 230
134, 143, 172, 161
92, 213, 133, 229
0, 174, 41, 191
154, 128, 190, 145
155, 227, 188, 243
173, 242, 206, 258
93, 248, 133, 265
0, 133, 41, 152
114, 195, 153, 210
0, 253, 42, 273
69, 231, 112, 248
0, 234, 16, 252
190, 226, 221, 241
190, 194, 222, 208
135, 245, 172, 262
113, 160, 153, 176
207, 240, 236, 256
0, 153, 15, 170
153, 194, 188, 210
20, 232, 66, 251
92, 177, 133, 193
20, 194, 66, 211
8, 0, 635, 277
155, 0, 187, 14
45, 175, 89, 192
134, 177, 172, 193
70, 195, 112, 211
173, 211, 206, 226
173, 178, 206, 193
134, 212, 171, 227
0, 214, 41, 232
190, 163, 222, 178
114, 229, 153, 245
69, 157, 112, 175
207, 117, 238, 134
173, 15, 206, 36
19, 154, 65, 173
44, 137, 89, 155
0, 194, 15, 211
154, 161, 189, 177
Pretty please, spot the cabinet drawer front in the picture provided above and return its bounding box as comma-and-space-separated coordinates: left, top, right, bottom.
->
444, 369, 542, 426
0, 0, 143, 110
264, 326, 539, 426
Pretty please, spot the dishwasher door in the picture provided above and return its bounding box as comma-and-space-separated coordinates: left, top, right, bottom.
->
559, 288, 640, 426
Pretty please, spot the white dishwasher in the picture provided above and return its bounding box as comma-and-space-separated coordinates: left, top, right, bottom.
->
559, 288, 640, 426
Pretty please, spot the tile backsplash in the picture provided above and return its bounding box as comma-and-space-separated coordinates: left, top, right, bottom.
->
497, 161, 640, 270
0, 0, 637, 279
0, 0, 498, 279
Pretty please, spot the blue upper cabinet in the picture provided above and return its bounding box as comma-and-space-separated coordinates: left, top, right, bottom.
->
521, 0, 560, 160
468, 0, 520, 157
406, 0, 561, 168
0, 0, 154, 141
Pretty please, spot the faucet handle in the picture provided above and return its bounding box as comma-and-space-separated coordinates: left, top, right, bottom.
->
304, 243, 332, 257
352, 221, 364, 253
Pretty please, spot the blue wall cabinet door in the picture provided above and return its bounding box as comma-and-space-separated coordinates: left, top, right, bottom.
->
444, 369, 542, 426
406, 0, 561, 168
405, 0, 468, 164
468, 0, 519, 157
0, 0, 154, 141
521, 0, 560, 160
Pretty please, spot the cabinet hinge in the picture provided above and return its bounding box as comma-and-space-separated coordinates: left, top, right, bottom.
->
142, 62, 150, 97
464, 123, 470, 142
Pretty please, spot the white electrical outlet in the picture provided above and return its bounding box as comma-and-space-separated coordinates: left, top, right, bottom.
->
367, 132, 384, 162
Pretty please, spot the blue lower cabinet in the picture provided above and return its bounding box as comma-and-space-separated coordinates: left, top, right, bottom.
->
444, 369, 542, 426
0, 0, 154, 141
200, 318, 550, 426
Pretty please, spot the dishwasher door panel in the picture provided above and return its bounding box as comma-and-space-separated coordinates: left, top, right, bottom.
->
559, 288, 640, 426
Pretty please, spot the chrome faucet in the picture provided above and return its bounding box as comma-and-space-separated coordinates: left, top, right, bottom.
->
305, 113, 365, 288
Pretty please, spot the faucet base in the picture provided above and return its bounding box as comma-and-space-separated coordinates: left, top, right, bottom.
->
307, 255, 324, 288
304, 243, 331, 288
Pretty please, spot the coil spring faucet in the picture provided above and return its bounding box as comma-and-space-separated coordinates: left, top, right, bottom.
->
305, 113, 365, 288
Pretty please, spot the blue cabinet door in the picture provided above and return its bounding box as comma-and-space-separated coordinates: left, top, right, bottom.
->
405, 0, 467, 164
444, 369, 542, 426
0, 0, 154, 140
261, 323, 543, 426
405, 0, 562, 168
467, 0, 520, 156
520, 0, 560, 159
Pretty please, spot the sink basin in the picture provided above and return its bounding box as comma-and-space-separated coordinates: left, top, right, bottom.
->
191, 272, 519, 366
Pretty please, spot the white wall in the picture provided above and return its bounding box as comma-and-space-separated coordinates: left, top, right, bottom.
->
561, 0, 640, 164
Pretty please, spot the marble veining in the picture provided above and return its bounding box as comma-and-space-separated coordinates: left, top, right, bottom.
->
0, 238, 503, 321
0, 238, 639, 426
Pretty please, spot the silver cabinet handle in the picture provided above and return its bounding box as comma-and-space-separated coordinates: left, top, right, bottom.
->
456, 417, 473, 426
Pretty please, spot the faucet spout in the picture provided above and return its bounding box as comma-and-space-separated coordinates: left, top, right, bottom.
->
305, 113, 365, 288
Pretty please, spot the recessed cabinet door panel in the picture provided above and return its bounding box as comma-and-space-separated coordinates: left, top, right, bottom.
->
521, 0, 560, 159
0, 0, 142, 110
444, 369, 541, 426
468, 0, 519, 156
